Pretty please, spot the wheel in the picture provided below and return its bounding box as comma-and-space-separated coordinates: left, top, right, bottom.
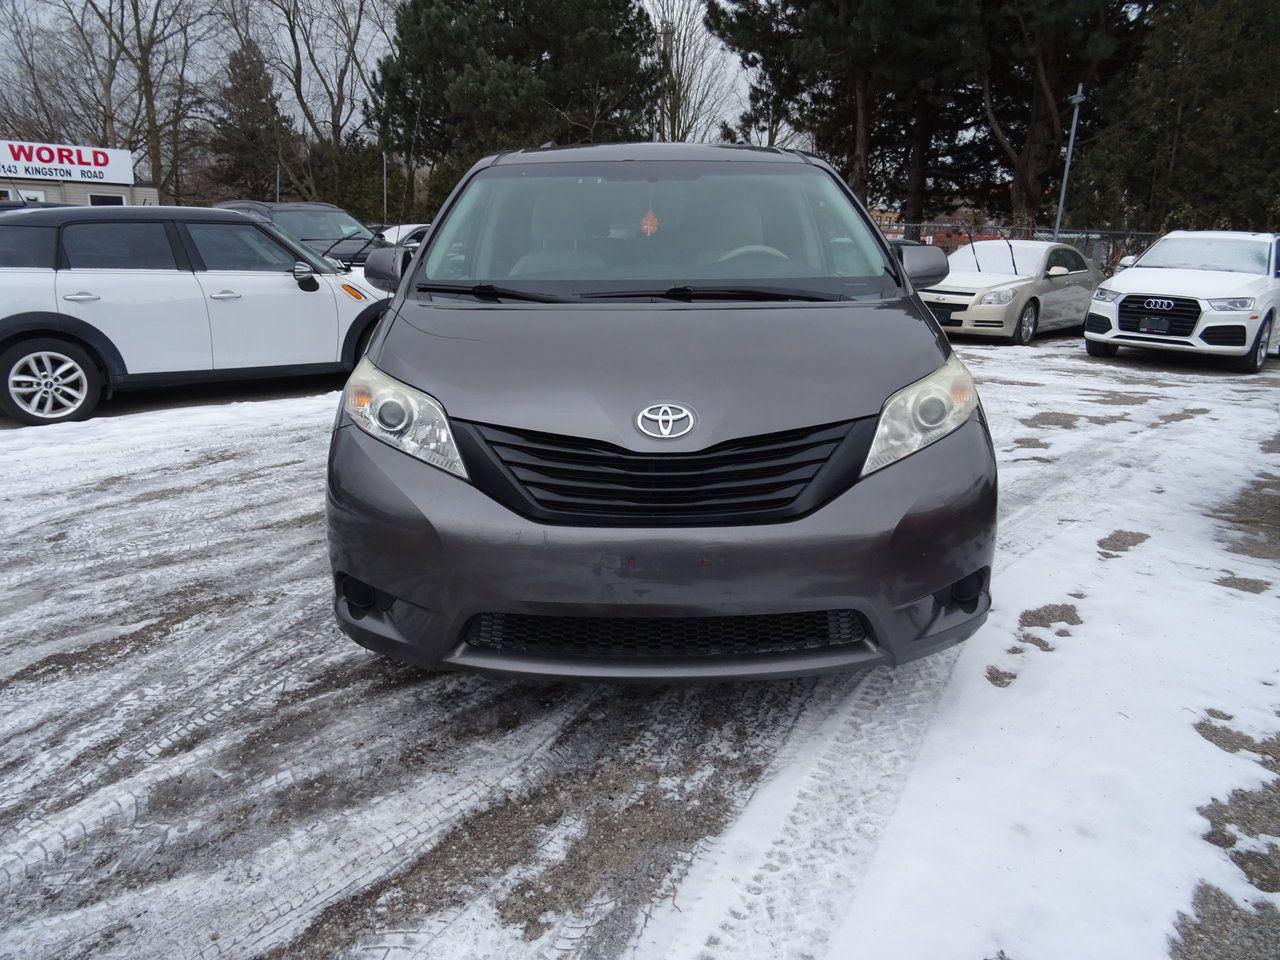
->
1230, 317, 1272, 374
1006, 301, 1038, 345
0, 338, 102, 425
1086, 338, 1119, 358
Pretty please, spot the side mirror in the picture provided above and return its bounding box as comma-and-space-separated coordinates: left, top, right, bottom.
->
292, 261, 318, 291
900, 245, 949, 289
363, 246, 403, 293
1047, 265, 1069, 278
1117, 255, 1137, 270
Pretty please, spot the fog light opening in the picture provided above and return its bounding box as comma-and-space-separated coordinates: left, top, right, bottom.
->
341, 575, 376, 610
952, 571, 984, 603
933, 568, 988, 615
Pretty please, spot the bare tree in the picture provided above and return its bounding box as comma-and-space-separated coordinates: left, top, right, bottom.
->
52, 0, 220, 201
649, 0, 736, 142
0, 0, 139, 148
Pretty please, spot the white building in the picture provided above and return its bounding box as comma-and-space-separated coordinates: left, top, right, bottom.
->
0, 138, 159, 206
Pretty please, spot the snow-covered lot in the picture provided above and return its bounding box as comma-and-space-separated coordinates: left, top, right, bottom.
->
1, 337, 1277, 960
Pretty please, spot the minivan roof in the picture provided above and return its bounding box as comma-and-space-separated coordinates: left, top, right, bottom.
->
488, 142, 812, 165
0, 205, 253, 226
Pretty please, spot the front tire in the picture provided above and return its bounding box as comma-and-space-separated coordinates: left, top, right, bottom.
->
1086, 339, 1119, 358
1230, 317, 1272, 374
1006, 301, 1038, 345
0, 338, 102, 425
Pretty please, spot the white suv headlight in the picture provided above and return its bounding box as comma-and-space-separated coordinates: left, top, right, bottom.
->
862, 354, 979, 476
1208, 297, 1255, 312
343, 357, 468, 479
1092, 287, 1121, 302
978, 287, 1016, 305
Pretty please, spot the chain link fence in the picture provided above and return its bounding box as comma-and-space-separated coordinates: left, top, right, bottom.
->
872, 219, 1160, 273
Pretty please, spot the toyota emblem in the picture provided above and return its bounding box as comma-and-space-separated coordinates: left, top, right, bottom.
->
1144, 298, 1175, 311
636, 403, 695, 439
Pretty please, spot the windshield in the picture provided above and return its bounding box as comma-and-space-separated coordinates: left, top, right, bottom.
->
1137, 237, 1270, 274
947, 242, 1042, 277
259, 222, 336, 273
273, 209, 373, 242
415, 161, 898, 300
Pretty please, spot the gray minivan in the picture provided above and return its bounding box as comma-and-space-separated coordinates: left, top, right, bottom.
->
326, 142, 997, 680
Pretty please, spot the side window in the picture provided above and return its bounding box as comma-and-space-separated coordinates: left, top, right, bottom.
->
0, 225, 57, 268
1061, 248, 1088, 272
186, 222, 297, 272
63, 221, 177, 270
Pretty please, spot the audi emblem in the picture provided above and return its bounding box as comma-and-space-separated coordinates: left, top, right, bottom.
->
1144, 298, 1175, 311
636, 402, 695, 439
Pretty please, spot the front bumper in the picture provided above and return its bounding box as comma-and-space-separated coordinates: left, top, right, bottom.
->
1084, 302, 1262, 356
920, 295, 1018, 336
326, 416, 998, 681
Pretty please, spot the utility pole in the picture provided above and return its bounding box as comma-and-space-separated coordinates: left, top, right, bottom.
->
1053, 84, 1086, 240
275, 165, 281, 203
382, 151, 388, 225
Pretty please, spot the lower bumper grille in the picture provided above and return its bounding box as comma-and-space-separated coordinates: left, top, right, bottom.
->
1085, 313, 1112, 334
1200, 325, 1247, 346
465, 610, 871, 660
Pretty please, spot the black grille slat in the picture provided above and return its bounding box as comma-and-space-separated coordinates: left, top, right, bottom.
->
470, 419, 855, 523
510, 462, 823, 495
465, 610, 871, 660
1117, 295, 1201, 336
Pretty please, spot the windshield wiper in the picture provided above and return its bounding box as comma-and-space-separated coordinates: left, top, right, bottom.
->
415, 282, 567, 303
580, 284, 842, 302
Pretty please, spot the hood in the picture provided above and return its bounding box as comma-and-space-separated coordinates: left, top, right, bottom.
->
1107, 267, 1268, 299
928, 271, 1024, 294
375, 299, 950, 450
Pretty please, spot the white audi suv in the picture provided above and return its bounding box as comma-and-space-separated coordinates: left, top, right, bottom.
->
1084, 230, 1278, 373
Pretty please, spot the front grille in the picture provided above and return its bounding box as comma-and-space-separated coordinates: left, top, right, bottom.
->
1201, 325, 1247, 346
926, 302, 964, 327
1085, 313, 1112, 334
1117, 295, 1201, 337
458, 418, 870, 526
465, 609, 871, 660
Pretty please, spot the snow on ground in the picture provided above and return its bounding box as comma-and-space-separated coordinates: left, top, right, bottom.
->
0, 335, 1277, 960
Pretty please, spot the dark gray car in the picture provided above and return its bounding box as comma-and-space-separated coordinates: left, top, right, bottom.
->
327, 142, 996, 681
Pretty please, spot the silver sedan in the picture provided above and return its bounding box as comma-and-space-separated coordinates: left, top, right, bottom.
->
919, 240, 1105, 345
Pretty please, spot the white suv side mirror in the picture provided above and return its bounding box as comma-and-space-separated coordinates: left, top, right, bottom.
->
1117, 255, 1137, 270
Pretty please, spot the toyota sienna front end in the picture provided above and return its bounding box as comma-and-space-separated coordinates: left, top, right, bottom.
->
327, 143, 997, 681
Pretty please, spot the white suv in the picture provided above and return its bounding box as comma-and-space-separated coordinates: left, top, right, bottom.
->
0, 206, 389, 424
1084, 230, 1278, 373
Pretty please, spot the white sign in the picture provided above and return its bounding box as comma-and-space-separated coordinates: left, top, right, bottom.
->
0, 140, 135, 186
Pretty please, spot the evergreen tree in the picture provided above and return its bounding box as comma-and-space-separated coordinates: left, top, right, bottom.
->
371, 0, 659, 217
207, 41, 293, 201
1073, 0, 1280, 230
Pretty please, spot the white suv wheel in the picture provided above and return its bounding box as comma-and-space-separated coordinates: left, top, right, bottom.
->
9, 351, 89, 419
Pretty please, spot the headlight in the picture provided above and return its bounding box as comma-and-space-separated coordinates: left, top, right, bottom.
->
1092, 287, 1121, 302
1208, 297, 1255, 311
978, 288, 1016, 305
343, 357, 468, 479
862, 354, 979, 476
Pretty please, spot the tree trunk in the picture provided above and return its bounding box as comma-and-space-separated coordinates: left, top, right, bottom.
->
848, 76, 871, 202
902, 107, 931, 226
